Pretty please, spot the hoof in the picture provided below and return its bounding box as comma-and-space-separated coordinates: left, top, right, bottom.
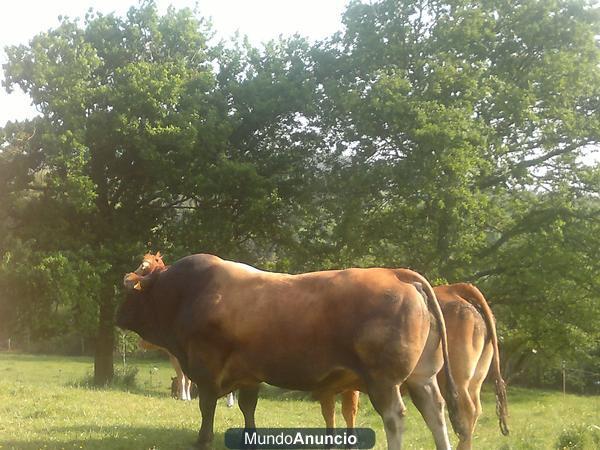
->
189, 442, 212, 450
190, 436, 214, 450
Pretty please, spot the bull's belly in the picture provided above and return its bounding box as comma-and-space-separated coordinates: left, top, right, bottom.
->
220, 353, 361, 395
215, 322, 427, 395
262, 366, 360, 393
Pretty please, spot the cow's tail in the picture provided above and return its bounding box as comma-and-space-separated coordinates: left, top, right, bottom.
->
394, 269, 467, 439
457, 283, 509, 436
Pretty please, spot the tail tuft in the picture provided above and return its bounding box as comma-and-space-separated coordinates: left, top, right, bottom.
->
495, 378, 510, 435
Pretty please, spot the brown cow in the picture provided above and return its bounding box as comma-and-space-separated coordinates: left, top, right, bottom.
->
118, 254, 467, 449
321, 283, 509, 450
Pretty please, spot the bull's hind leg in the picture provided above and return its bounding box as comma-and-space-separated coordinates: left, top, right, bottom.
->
341, 390, 360, 428
320, 394, 336, 429
238, 385, 260, 429
405, 376, 451, 450
458, 343, 494, 450
367, 383, 406, 450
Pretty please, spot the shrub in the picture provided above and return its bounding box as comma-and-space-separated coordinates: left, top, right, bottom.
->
71, 365, 139, 390
555, 424, 600, 449
113, 365, 139, 390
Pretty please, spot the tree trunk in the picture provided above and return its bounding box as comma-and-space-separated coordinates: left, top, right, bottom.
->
94, 292, 115, 386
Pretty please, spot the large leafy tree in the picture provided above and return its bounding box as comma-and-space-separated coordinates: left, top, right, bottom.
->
1, 2, 220, 384
155, 35, 326, 269
1, 2, 323, 383
310, 0, 600, 384
312, 0, 599, 267
1, 0, 599, 391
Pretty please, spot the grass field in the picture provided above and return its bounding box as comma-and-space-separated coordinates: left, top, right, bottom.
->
0, 353, 598, 449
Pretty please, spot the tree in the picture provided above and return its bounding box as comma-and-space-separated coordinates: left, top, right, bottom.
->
1, 2, 324, 383
155, 35, 326, 269
2, 0, 599, 391
309, 0, 600, 385
2, 1, 219, 384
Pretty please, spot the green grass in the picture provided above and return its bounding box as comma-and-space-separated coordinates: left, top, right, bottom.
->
0, 353, 598, 449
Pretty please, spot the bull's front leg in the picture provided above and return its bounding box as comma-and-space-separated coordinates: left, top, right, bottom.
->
194, 385, 218, 450
238, 385, 260, 429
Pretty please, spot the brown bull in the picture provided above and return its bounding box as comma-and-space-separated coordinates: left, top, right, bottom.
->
321, 283, 509, 450
118, 253, 466, 449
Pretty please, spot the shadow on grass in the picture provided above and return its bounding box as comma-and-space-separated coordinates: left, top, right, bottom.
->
0, 426, 225, 450
257, 383, 315, 402
65, 379, 173, 400
65, 379, 316, 402
0, 352, 92, 363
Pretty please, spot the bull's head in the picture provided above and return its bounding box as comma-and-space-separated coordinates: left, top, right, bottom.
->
123, 252, 167, 291
117, 253, 165, 335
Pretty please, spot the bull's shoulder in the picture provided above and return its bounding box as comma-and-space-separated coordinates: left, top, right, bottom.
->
218, 259, 271, 276
150, 254, 224, 290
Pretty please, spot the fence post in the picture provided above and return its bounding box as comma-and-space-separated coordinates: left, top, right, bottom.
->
7, 338, 11, 351
121, 333, 126, 369
562, 361, 566, 396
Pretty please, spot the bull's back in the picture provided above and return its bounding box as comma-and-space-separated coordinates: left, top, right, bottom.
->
217, 267, 422, 343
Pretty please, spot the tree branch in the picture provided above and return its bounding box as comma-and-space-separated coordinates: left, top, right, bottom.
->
479, 140, 594, 188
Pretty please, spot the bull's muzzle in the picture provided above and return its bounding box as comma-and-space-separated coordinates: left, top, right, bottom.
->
123, 272, 142, 291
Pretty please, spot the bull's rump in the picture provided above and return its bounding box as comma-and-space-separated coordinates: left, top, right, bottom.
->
160, 255, 431, 393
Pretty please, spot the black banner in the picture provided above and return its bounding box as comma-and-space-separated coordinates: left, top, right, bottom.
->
224, 428, 376, 449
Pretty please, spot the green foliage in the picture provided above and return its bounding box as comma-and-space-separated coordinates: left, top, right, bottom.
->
1, 0, 599, 389
0, 241, 104, 343
1, 1, 224, 383
308, 0, 600, 387
556, 424, 600, 450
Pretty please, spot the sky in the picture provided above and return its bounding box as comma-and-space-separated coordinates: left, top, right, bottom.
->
0, 0, 349, 126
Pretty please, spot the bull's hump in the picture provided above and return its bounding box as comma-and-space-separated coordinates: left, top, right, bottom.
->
178, 254, 288, 280
218, 259, 284, 278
